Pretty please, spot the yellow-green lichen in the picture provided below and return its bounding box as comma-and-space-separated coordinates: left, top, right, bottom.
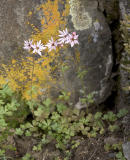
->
69, 0, 92, 30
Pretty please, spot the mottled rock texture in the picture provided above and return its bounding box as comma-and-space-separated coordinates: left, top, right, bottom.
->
119, 0, 130, 145
119, 0, 130, 108
122, 142, 130, 160
0, 0, 42, 60
0, 0, 114, 104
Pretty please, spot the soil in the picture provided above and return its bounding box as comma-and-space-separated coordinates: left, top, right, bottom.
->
4, 127, 125, 160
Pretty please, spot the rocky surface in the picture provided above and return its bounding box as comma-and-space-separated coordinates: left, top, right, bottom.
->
119, 2, 130, 159
0, 0, 42, 60
68, 0, 113, 104
0, 1, 129, 160
0, 0, 114, 105
122, 142, 130, 160
119, 0, 130, 108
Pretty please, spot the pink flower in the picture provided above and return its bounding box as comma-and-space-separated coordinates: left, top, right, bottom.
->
23, 39, 33, 51
68, 32, 79, 47
58, 28, 70, 45
32, 40, 46, 56
46, 37, 57, 52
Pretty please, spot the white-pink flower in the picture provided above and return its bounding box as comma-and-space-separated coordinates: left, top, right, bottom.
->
46, 37, 57, 52
32, 40, 46, 56
58, 28, 70, 45
23, 39, 33, 51
68, 32, 79, 47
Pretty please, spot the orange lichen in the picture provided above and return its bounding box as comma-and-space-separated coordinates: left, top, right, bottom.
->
0, 53, 57, 100
0, 0, 80, 100
31, 0, 70, 43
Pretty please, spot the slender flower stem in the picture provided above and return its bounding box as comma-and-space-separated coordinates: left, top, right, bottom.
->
31, 56, 35, 102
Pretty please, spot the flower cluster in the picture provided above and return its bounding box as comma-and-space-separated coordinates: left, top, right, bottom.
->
23, 28, 79, 56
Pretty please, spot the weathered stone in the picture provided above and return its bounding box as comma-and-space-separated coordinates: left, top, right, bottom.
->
103, 0, 119, 24
0, 0, 113, 105
67, 0, 113, 104
122, 142, 130, 160
119, 0, 130, 108
0, 0, 42, 60
119, 0, 130, 147
108, 153, 116, 159
122, 115, 130, 140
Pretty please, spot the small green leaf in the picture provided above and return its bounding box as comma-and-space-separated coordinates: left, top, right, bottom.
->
94, 112, 102, 120
117, 109, 128, 118
25, 130, 32, 137
56, 103, 67, 114
109, 125, 119, 132
43, 98, 51, 107
15, 128, 24, 136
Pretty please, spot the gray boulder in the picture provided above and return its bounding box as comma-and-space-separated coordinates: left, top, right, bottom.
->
0, 0, 113, 104
122, 142, 130, 160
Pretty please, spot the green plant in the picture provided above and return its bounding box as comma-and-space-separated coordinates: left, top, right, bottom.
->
102, 111, 117, 122
71, 140, 80, 149
22, 153, 34, 160
0, 149, 13, 160
104, 143, 111, 152
33, 144, 42, 151
116, 152, 126, 160
108, 124, 119, 132
0, 85, 128, 159
104, 143, 126, 160
77, 67, 88, 80
117, 109, 128, 118
64, 150, 72, 160
58, 91, 70, 102
0, 149, 5, 157
80, 92, 95, 106
0, 84, 30, 158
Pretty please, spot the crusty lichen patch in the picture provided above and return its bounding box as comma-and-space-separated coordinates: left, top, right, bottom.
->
0, 0, 81, 100
30, 0, 70, 43
69, 0, 92, 30
0, 0, 71, 100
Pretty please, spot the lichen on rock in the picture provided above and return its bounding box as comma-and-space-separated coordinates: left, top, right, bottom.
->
69, 0, 92, 30
0, 0, 114, 105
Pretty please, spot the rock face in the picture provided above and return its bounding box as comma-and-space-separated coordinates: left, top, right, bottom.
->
0, 0, 41, 60
122, 142, 130, 160
119, 0, 130, 108
0, 0, 113, 104
68, 0, 113, 103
